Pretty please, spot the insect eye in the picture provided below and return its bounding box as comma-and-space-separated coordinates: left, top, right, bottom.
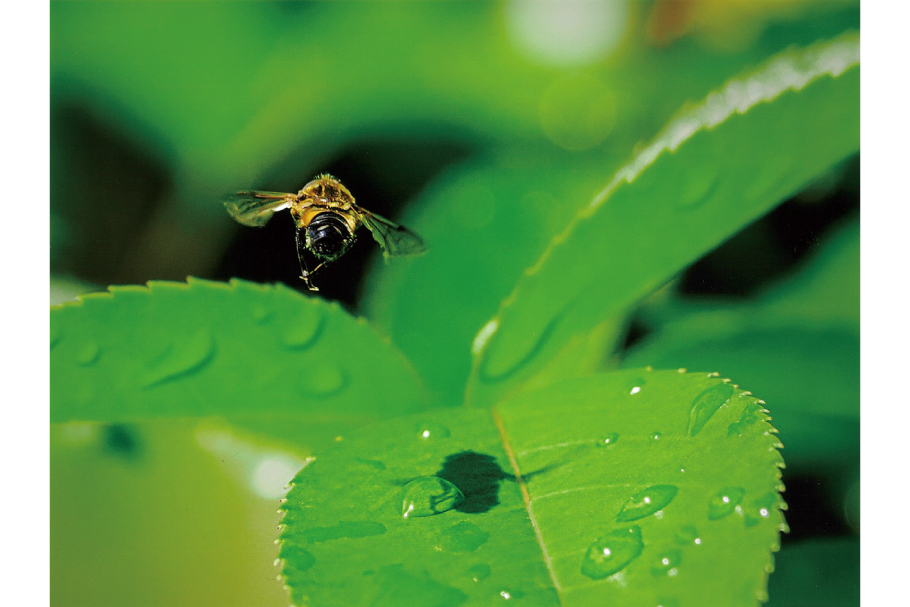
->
305, 213, 352, 260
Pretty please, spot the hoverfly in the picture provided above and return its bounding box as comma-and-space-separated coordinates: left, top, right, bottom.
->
224, 174, 425, 291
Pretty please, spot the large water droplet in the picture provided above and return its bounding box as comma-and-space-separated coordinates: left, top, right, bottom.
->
142, 327, 215, 387
468, 563, 491, 582
280, 309, 323, 349
581, 526, 644, 580
416, 422, 451, 440
687, 383, 735, 437
597, 433, 620, 447
651, 549, 681, 577
296, 364, 347, 398
75, 341, 100, 366
434, 521, 490, 552
616, 485, 678, 522
708, 487, 745, 520
401, 476, 464, 519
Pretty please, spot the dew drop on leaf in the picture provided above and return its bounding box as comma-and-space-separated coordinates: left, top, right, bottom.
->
598, 433, 620, 447
581, 526, 644, 580
468, 563, 491, 582
651, 548, 682, 577
650, 432, 662, 441
434, 521, 490, 552
687, 383, 735, 437
727, 402, 764, 437
743, 491, 780, 527
674, 524, 701, 546
615, 485, 678, 522
296, 363, 348, 398
401, 476, 464, 519
75, 341, 100, 366
708, 487, 745, 520
416, 422, 451, 440
251, 304, 273, 324
280, 309, 323, 349
142, 327, 215, 387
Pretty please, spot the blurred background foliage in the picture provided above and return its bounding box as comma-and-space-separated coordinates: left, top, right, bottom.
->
50, 1, 859, 606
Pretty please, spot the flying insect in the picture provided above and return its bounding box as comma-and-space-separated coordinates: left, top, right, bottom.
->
224, 174, 426, 291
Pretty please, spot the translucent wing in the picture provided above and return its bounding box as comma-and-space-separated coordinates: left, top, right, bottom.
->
358, 207, 427, 259
224, 191, 295, 227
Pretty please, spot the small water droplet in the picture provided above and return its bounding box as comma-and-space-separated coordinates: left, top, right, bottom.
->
142, 327, 215, 387
727, 403, 764, 437
75, 341, 100, 366
355, 458, 387, 471
581, 526, 644, 580
616, 485, 678, 522
651, 549, 681, 577
675, 170, 719, 210
499, 588, 524, 600
629, 386, 641, 395
598, 433, 619, 447
467, 563, 491, 582
744, 492, 781, 527
650, 432, 662, 441
433, 521, 490, 552
303, 520, 386, 543
687, 383, 735, 437
416, 422, 451, 440
401, 476, 464, 518
280, 309, 323, 349
296, 364, 348, 398
674, 524, 701, 546
708, 487, 745, 519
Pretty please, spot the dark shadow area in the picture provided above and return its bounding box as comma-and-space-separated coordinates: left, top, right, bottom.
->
679, 154, 859, 298
435, 451, 515, 514
102, 424, 143, 461
778, 472, 853, 544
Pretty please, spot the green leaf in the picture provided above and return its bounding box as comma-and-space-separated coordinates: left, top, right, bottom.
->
361, 153, 625, 404
766, 539, 859, 607
279, 370, 784, 606
51, 278, 426, 447
466, 33, 860, 408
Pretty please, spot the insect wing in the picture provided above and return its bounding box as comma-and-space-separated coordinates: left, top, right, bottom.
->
224, 191, 294, 227
358, 208, 427, 258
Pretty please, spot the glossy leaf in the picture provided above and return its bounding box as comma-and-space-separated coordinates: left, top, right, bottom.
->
50, 278, 426, 446
466, 33, 860, 408
279, 370, 784, 606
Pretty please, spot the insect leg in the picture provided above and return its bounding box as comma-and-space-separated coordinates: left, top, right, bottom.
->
295, 229, 320, 292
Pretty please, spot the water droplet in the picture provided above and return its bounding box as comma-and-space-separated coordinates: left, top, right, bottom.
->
434, 521, 490, 552
142, 327, 215, 387
401, 476, 464, 519
278, 543, 316, 572
280, 309, 323, 349
499, 588, 525, 600
468, 563, 491, 582
75, 341, 100, 366
616, 485, 678, 522
727, 403, 764, 437
651, 549, 681, 577
303, 520, 386, 543
650, 432, 662, 441
626, 376, 646, 395
708, 487, 745, 520
251, 304, 273, 324
581, 526, 644, 580
687, 383, 735, 437
674, 524, 701, 546
416, 422, 451, 440
744, 492, 781, 527
355, 458, 387, 471
598, 433, 620, 447
629, 386, 641, 395
676, 170, 719, 210
296, 364, 347, 398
